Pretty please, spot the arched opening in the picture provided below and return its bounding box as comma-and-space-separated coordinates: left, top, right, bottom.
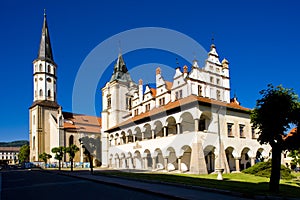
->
127, 130, 133, 143
39, 89, 43, 97
199, 112, 211, 131
256, 148, 264, 163
47, 65, 51, 73
166, 117, 176, 136
225, 147, 235, 172
204, 145, 215, 173
120, 131, 126, 144
144, 149, 152, 169
47, 89, 51, 97
134, 127, 142, 141
143, 124, 152, 140
181, 145, 192, 172
69, 135, 74, 146
240, 147, 251, 170
32, 136, 36, 150
39, 64, 43, 71
120, 153, 127, 168
154, 121, 163, 138
166, 147, 177, 171
134, 151, 142, 169
180, 112, 194, 133
115, 133, 120, 145
154, 148, 164, 170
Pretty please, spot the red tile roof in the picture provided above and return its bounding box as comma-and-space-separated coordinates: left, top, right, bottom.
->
165, 81, 173, 91
63, 112, 101, 133
106, 95, 250, 132
150, 88, 156, 97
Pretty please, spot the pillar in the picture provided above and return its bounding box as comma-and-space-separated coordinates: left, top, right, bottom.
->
250, 157, 255, 166
177, 123, 181, 134
235, 157, 240, 172
133, 135, 136, 142
142, 132, 145, 141
125, 136, 128, 144
178, 157, 182, 172
164, 157, 168, 171
152, 157, 156, 170
194, 119, 199, 132
143, 157, 148, 169
163, 127, 167, 137
151, 130, 155, 139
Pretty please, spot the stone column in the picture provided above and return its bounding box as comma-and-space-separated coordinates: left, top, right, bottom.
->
152, 157, 156, 170
143, 157, 148, 169
235, 157, 240, 172
133, 135, 136, 142
177, 123, 181, 134
250, 157, 255, 166
164, 157, 168, 171
125, 136, 128, 144
194, 119, 199, 132
178, 157, 182, 172
151, 130, 155, 139
163, 127, 167, 137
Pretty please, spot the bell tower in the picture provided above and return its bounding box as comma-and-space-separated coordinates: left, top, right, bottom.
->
29, 11, 61, 162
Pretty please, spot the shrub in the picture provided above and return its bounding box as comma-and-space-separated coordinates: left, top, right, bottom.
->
242, 160, 294, 179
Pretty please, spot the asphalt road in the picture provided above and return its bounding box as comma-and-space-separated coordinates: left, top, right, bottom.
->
0, 170, 171, 200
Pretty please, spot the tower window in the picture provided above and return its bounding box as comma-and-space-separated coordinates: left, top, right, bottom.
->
47, 65, 51, 73
33, 115, 35, 125
107, 97, 111, 109
48, 89, 51, 97
47, 78, 51, 83
35, 90, 37, 97
32, 136, 35, 150
198, 85, 202, 96
126, 97, 132, 110
39, 89, 43, 96
53, 68, 56, 76
39, 64, 43, 72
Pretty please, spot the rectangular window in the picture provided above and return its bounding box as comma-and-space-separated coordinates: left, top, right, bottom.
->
251, 127, 256, 139
198, 85, 202, 96
227, 123, 234, 137
210, 76, 214, 83
216, 90, 221, 100
159, 97, 165, 106
179, 90, 182, 99
239, 124, 245, 138
134, 109, 139, 116
126, 97, 132, 110
145, 104, 150, 112
216, 78, 220, 85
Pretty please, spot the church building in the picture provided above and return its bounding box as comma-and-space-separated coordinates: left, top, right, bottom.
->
29, 12, 102, 165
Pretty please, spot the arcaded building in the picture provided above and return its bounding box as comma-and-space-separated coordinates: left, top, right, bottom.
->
101, 44, 271, 173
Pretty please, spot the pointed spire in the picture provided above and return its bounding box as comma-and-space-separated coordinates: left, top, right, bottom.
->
37, 10, 54, 63
110, 52, 133, 82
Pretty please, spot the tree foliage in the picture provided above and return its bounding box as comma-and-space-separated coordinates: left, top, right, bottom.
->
251, 84, 300, 192
288, 150, 300, 167
51, 146, 65, 170
38, 152, 52, 164
65, 144, 79, 172
18, 144, 30, 163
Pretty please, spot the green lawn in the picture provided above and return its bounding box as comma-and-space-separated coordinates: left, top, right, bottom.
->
95, 170, 300, 199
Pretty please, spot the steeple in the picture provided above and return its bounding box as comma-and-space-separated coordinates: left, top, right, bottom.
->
110, 53, 133, 82
36, 10, 54, 64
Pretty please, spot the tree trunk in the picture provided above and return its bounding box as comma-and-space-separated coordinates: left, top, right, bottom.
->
269, 144, 281, 192
89, 155, 93, 175
58, 160, 61, 171
70, 159, 73, 172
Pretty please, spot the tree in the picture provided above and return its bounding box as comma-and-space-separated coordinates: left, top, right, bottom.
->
251, 84, 300, 192
38, 152, 52, 166
51, 146, 65, 170
65, 144, 79, 172
288, 150, 300, 168
18, 144, 30, 163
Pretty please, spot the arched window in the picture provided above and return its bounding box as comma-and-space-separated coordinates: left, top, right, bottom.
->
39, 89, 43, 96
69, 135, 74, 146
53, 68, 56, 76
47, 65, 51, 73
39, 64, 43, 72
48, 89, 51, 97
216, 90, 221, 100
33, 115, 35, 125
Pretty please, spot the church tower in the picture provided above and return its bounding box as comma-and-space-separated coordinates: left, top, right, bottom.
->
29, 11, 61, 162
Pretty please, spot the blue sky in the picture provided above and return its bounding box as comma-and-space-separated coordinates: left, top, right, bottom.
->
0, 0, 299, 142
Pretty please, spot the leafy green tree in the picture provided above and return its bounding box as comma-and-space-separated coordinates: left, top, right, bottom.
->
38, 152, 52, 166
288, 150, 300, 167
18, 144, 30, 163
51, 146, 65, 170
65, 144, 79, 172
251, 84, 300, 192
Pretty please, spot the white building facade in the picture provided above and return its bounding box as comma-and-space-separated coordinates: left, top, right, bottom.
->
101, 45, 271, 173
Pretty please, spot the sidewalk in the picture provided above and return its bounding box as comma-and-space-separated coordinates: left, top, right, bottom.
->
48, 169, 255, 200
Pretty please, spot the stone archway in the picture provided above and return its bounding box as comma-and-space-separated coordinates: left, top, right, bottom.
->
143, 149, 152, 169
166, 147, 177, 171
240, 147, 251, 170
180, 112, 194, 133
180, 145, 192, 172
225, 147, 235, 172
134, 150, 142, 169
204, 145, 215, 173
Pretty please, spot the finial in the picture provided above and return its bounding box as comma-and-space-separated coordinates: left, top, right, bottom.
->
44, 9, 47, 16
